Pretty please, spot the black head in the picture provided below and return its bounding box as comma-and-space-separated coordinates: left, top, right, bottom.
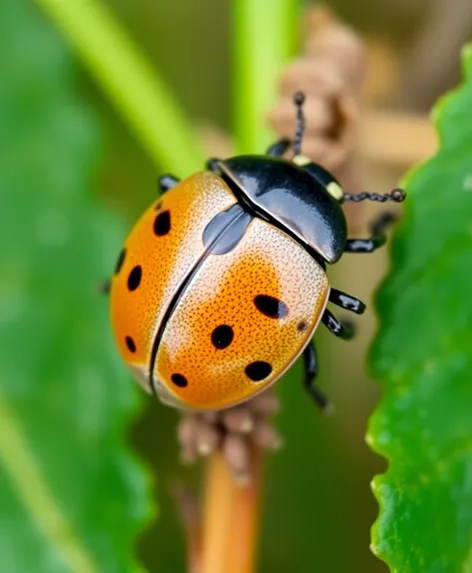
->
212, 92, 405, 264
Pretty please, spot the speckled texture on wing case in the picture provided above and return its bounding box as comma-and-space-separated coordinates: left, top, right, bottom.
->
109, 172, 237, 392
156, 218, 329, 410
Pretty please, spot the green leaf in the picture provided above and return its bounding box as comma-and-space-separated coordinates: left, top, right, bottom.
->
368, 44, 472, 572
0, 1, 151, 571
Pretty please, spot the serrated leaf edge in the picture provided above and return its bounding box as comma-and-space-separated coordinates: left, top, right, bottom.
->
366, 40, 472, 567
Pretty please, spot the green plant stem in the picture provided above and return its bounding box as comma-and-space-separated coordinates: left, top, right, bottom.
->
233, 0, 296, 153
35, 0, 204, 175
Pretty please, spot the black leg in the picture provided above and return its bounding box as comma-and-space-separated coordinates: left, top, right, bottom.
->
158, 174, 180, 193
329, 288, 366, 315
206, 158, 220, 173
266, 139, 291, 157
344, 213, 398, 253
303, 341, 332, 412
322, 309, 355, 340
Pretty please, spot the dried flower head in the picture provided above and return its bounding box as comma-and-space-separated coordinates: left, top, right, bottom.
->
178, 388, 281, 483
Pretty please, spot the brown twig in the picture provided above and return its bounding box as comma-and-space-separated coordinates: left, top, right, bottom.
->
360, 109, 436, 167
201, 454, 235, 573
224, 447, 263, 573
201, 449, 263, 573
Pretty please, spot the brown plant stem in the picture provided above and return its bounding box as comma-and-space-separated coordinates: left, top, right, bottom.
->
201, 454, 234, 573
201, 448, 262, 573
225, 448, 262, 573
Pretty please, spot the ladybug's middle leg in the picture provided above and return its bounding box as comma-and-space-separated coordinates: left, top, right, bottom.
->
303, 341, 332, 412
329, 289, 366, 315
206, 158, 220, 173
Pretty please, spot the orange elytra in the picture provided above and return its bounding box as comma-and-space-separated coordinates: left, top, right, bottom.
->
108, 93, 405, 412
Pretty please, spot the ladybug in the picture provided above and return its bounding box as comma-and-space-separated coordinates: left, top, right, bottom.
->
107, 93, 405, 412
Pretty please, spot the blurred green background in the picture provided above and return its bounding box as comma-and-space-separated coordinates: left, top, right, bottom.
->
2, 0, 471, 571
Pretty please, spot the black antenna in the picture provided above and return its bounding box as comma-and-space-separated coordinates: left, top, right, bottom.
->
292, 91, 306, 156
342, 188, 406, 203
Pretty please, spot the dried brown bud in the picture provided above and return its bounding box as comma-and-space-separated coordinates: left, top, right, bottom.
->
177, 388, 281, 481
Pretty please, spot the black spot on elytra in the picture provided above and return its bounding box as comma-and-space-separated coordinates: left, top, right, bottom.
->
245, 361, 272, 382
154, 201, 163, 211
171, 373, 188, 388
125, 336, 136, 353
127, 265, 142, 291
154, 210, 171, 236
114, 248, 126, 275
211, 325, 234, 349
254, 295, 289, 319
297, 320, 308, 332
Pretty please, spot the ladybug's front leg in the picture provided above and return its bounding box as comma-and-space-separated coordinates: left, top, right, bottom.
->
205, 158, 220, 173
344, 212, 398, 253
158, 174, 180, 193
303, 341, 332, 412
329, 288, 366, 315
266, 138, 291, 157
